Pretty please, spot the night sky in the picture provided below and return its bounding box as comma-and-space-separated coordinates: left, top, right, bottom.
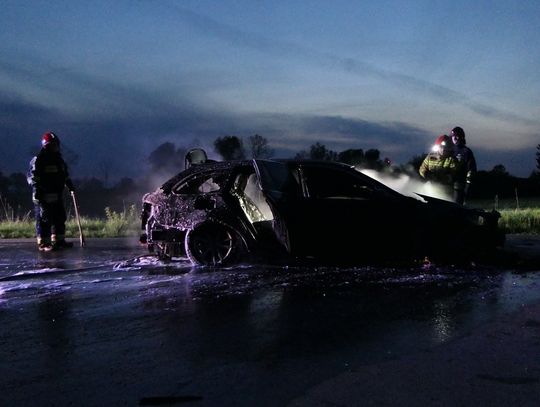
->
1, 1, 539, 179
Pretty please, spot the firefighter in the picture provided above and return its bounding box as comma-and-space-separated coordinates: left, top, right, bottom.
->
451, 126, 477, 205
419, 134, 460, 198
27, 132, 76, 251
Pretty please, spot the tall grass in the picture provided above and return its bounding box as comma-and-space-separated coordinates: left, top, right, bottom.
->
0, 220, 35, 238
0, 204, 141, 239
468, 197, 540, 234
0, 194, 32, 222
103, 205, 140, 237
498, 208, 540, 234
0, 194, 33, 238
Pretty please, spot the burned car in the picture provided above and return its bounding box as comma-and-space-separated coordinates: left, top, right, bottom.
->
140, 157, 505, 267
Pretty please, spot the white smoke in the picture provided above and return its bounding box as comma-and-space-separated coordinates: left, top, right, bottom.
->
358, 168, 453, 202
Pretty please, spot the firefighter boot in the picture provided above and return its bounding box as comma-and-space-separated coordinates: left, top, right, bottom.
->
52, 235, 74, 250
37, 237, 53, 252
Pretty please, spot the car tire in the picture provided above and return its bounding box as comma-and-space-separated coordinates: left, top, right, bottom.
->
185, 223, 244, 267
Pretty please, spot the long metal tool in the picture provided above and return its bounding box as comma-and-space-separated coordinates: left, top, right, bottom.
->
70, 191, 86, 248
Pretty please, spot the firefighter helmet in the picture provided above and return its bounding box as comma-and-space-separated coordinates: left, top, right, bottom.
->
432, 134, 452, 154
451, 126, 465, 140
434, 134, 449, 146
41, 132, 60, 148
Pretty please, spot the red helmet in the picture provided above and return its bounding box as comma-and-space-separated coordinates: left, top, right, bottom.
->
432, 134, 452, 154
434, 134, 450, 146
41, 132, 60, 148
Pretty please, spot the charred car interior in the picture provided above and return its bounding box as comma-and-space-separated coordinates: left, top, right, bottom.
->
140, 156, 505, 267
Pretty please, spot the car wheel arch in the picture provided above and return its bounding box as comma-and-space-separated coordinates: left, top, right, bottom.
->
184, 221, 248, 267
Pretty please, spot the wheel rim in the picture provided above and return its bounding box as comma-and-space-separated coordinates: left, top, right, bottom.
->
189, 225, 234, 266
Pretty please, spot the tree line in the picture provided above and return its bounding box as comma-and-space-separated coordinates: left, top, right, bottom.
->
1, 137, 539, 219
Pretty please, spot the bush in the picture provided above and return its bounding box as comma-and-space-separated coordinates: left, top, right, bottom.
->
102, 205, 140, 237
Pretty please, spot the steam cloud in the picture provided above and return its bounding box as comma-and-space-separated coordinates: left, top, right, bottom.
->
359, 169, 453, 202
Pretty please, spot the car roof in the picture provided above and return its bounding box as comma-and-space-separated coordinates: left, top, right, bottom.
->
160, 158, 364, 193
258, 158, 355, 169
160, 160, 252, 192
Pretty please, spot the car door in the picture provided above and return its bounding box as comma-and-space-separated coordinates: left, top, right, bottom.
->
298, 163, 389, 258
253, 160, 318, 257
254, 160, 399, 260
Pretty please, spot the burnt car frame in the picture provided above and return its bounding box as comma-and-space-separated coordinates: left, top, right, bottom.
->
140, 158, 504, 267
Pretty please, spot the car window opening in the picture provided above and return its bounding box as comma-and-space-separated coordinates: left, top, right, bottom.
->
303, 167, 373, 200
256, 161, 302, 196
232, 172, 274, 223
172, 173, 225, 195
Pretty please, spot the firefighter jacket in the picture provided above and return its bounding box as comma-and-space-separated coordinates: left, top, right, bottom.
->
419, 153, 460, 187
27, 149, 74, 204
454, 144, 477, 187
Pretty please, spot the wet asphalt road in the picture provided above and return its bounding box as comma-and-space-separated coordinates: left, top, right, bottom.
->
1, 237, 540, 406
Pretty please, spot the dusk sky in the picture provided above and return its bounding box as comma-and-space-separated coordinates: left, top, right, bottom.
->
1, 0, 539, 179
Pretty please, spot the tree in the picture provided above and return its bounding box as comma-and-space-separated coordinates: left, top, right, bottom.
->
309, 142, 338, 161
75, 177, 107, 216
148, 142, 186, 173
337, 149, 364, 166
114, 177, 136, 194
248, 134, 273, 159
491, 164, 509, 176
214, 135, 245, 160
536, 144, 540, 174
98, 159, 112, 187
363, 149, 383, 170
0, 171, 8, 197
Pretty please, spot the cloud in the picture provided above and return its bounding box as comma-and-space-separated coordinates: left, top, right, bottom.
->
0, 80, 431, 179
0, 11, 536, 178
0, 87, 535, 180
162, 3, 539, 127
239, 113, 431, 160
0, 56, 186, 120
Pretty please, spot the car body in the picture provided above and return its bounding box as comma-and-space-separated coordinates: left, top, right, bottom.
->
140, 158, 505, 267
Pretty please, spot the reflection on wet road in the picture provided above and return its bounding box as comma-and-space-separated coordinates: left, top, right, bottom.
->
1, 238, 540, 406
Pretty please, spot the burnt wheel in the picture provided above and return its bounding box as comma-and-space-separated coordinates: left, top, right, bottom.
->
185, 223, 242, 267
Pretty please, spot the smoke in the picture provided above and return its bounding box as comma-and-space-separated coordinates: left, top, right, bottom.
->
358, 168, 453, 202
141, 141, 221, 193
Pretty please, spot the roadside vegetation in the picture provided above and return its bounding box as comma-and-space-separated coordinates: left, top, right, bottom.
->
468, 197, 540, 234
498, 208, 540, 234
0, 204, 140, 239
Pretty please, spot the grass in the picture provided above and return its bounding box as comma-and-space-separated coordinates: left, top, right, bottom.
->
0, 205, 141, 239
497, 208, 540, 234
1, 199, 540, 238
467, 197, 540, 234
